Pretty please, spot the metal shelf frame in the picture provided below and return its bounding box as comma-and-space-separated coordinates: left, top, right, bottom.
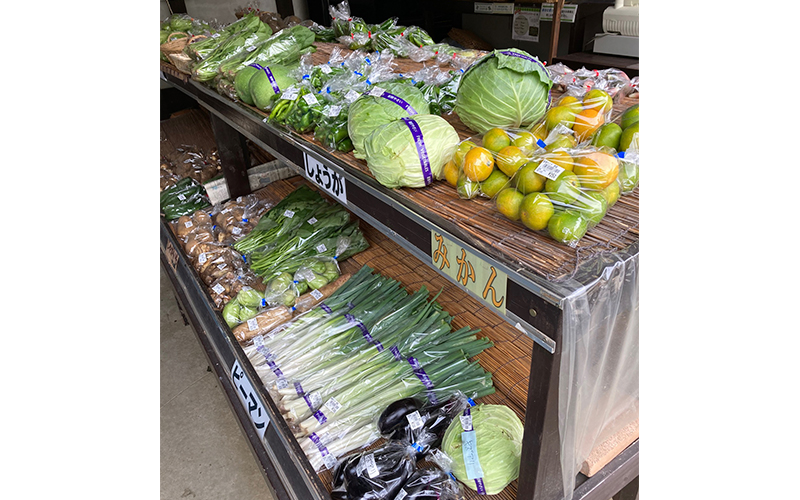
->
159, 68, 639, 500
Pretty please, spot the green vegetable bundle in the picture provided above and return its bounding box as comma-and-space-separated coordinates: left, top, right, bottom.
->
191, 17, 272, 82
248, 217, 368, 277
222, 287, 263, 328
185, 13, 260, 61
160, 178, 211, 220
218, 25, 316, 81
233, 185, 327, 255
314, 105, 353, 153
270, 86, 324, 134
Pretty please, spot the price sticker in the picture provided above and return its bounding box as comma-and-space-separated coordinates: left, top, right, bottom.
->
310, 289, 324, 300
276, 377, 288, 389
211, 283, 226, 294
406, 410, 425, 430
280, 87, 299, 100
304, 153, 348, 205
307, 217, 318, 225
323, 396, 342, 415
217, 263, 227, 271
231, 226, 242, 235
178, 193, 187, 201
362, 453, 380, 478
302, 93, 319, 106
344, 89, 361, 103
211, 33, 221, 38
320, 64, 333, 74
231, 360, 270, 438
184, 220, 193, 228
460, 413, 473, 431
284, 210, 295, 218
247, 318, 259, 331
534, 159, 565, 180
246, 44, 257, 52
316, 243, 327, 253
323, 453, 338, 470
395, 489, 408, 500
198, 253, 208, 265
367, 86, 386, 97
324, 105, 341, 117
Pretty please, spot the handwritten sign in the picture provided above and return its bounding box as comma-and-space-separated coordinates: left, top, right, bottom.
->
231, 360, 270, 439
431, 232, 507, 314
304, 153, 348, 204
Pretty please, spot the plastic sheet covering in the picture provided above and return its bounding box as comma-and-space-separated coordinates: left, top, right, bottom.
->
558, 248, 639, 500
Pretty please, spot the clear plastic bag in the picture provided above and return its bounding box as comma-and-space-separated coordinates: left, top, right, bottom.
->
294, 255, 342, 291
263, 272, 300, 308
394, 466, 462, 500
449, 130, 624, 246
378, 392, 470, 461
340, 441, 417, 500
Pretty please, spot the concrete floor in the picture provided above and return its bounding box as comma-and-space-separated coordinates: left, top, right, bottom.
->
161, 268, 276, 500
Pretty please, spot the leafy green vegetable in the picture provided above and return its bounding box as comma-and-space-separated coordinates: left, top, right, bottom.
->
455, 49, 553, 134
218, 25, 316, 81
348, 82, 430, 159
441, 404, 524, 495
223, 299, 242, 328
237, 287, 264, 309
363, 114, 459, 188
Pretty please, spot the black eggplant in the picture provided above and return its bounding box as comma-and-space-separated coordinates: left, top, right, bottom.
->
343, 442, 416, 500
331, 454, 359, 500
395, 468, 460, 500
378, 398, 423, 435
390, 396, 466, 460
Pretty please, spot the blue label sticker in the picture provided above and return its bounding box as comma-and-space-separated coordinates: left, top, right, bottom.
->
461, 431, 484, 481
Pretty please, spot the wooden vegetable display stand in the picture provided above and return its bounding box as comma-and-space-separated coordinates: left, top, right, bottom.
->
160, 37, 638, 500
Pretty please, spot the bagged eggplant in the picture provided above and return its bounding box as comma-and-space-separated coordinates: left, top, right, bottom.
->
393, 467, 462, 500
378, 393, 469, 461
342, 441, 416, 500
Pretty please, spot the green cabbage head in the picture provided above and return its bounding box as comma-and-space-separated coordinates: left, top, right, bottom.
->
348, 81, 430, 159
364, 114, 459, 189
455, 49, 553, 134
441, 404, 524, 495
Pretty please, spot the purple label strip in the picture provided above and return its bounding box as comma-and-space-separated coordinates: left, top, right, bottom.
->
390, 345, 403, 361
294, 381, 304, 396
408, 357, 438, 403
303, 394, 315, 411
346, 314, 375, 344
266, 359, 283, 378
364, 91, 418, 115
474, 478, 487, 495
400, 118, 433, 186
313, 409, 327, 425
262, 66, 281, 94
308, 432, 329, 456
319, 303, 332, 314
499, 50, 550, 77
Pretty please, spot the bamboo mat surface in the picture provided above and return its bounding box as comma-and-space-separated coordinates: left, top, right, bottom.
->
240, 42, 640, 284
256, 176, 529, 500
